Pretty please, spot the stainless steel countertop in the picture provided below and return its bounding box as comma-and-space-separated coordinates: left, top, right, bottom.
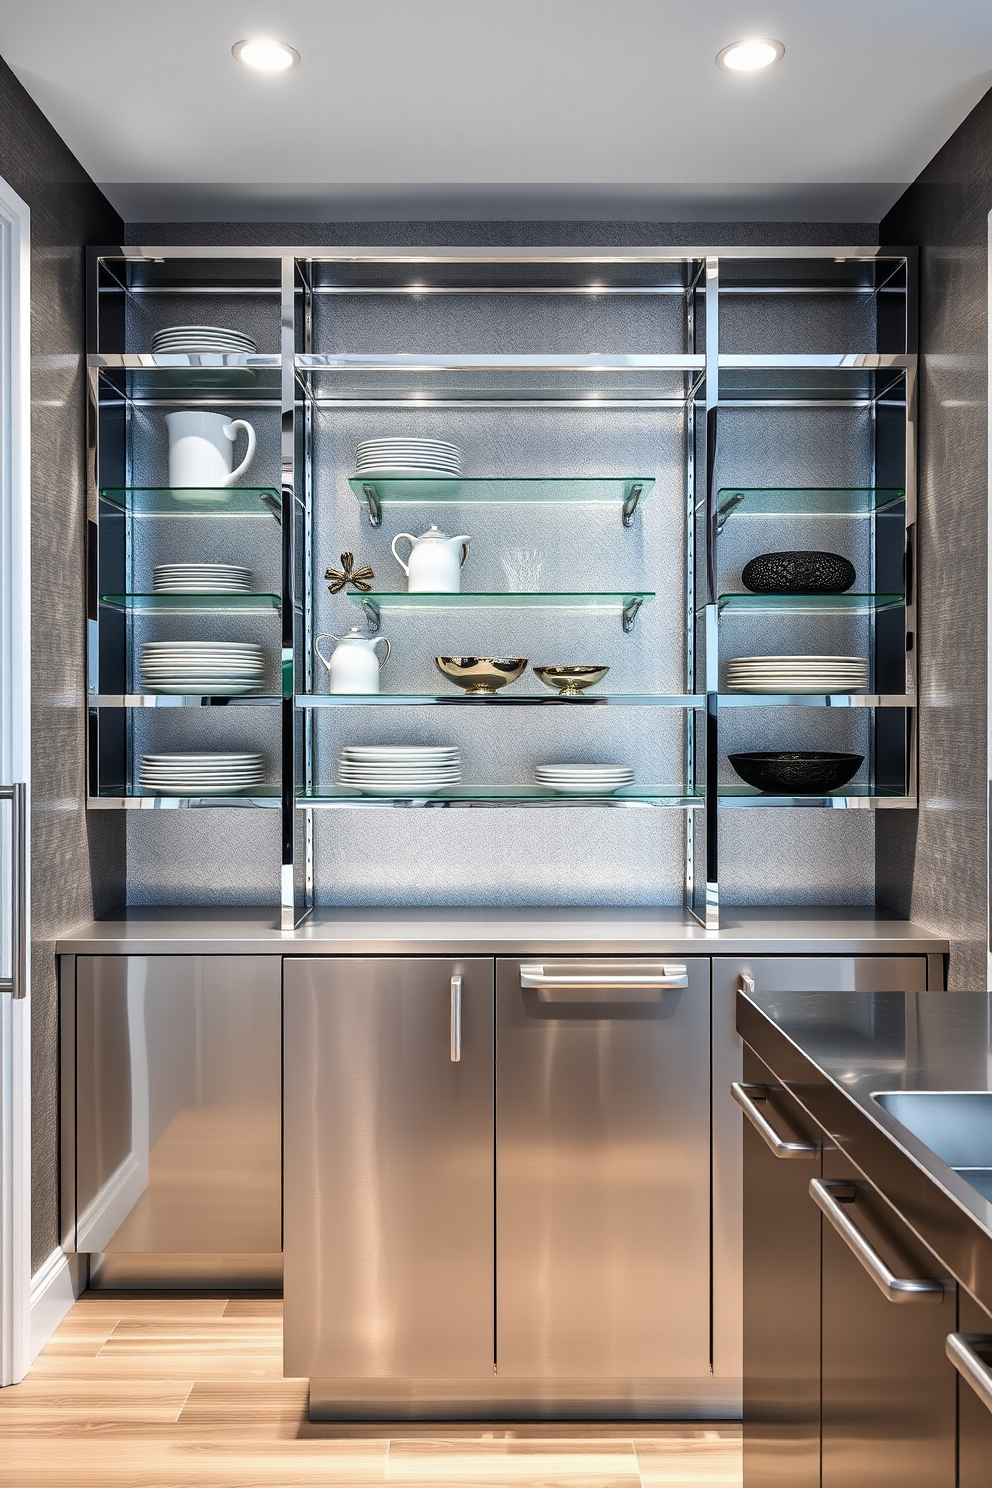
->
738, 988, 992, 1314
55, 906, 949, 957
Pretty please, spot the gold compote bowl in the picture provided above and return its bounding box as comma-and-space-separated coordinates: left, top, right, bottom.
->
533, 665, 610, 697
435, 657, 528, 695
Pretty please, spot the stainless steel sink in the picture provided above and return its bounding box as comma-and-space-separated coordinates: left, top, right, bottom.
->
872, 1092, 992, 1202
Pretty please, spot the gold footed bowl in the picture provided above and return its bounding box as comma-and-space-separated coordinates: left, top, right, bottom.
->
435, 656, 528, 694
533, 664, 609, 697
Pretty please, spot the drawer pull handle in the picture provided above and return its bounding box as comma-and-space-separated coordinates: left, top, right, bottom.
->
810, 1178, 945, 1304
731, 1082, 818, 1159
520, 963, 688, 1001
947, 1333, 992, 1416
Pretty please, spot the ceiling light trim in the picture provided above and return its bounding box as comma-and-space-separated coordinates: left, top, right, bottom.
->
232, 38, 301, 72
716, 38, 785, 72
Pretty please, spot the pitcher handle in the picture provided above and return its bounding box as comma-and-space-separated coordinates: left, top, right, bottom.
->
452, 535, 472, 568
313, 634, 339, 672
374, 637, 391, 670
391, 533, 415, 576
222, 419, 257, 486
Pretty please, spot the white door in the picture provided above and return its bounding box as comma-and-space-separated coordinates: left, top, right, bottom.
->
0, 172, 31, 1385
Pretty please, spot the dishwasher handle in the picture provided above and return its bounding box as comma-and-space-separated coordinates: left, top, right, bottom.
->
731, 1082, 818, 1159
810, 1178, 945, 1304
947, 1333, 992, 1416
0, 784, 26, 1000
520, 962, 688, 1001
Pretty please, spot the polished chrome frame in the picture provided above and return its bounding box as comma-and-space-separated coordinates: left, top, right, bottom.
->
85, 245, 919, 928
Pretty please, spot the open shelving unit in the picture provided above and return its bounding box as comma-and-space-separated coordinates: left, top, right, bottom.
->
86, 246, 917, 929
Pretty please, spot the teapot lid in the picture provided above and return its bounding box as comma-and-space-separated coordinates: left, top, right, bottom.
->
338, 626, 371, 641
416, 524, 449, 541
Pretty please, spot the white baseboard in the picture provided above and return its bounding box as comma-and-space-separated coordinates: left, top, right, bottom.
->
30, 1249, 85, 1363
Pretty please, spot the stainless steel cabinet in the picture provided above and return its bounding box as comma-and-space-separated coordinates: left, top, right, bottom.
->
283, 956, 495, 1383
949, 1291, 992, 1488
739, 1048, 822, 1488
495, 956, 711, 1379
714, 955, 929, 1382
819, 1148, 956, 1488
74, 955, 281, 1263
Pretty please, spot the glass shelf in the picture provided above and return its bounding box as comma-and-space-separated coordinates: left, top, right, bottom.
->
715, 486, 905, 523
296, 353, 703, 404
718, 694, 912, 709
298, 785, 702, 808
297, 692, 697, 708
349, 591, 654, 625
90, 354, 282, 403
718, 785, 913, 809
91, 695, 283, 707
100, 487, 281, 517
716, 355, 911, 403
349, 475, 654, 522
100, 592, 281, 614
89, 790, 281, 810
715, 592, 903, 615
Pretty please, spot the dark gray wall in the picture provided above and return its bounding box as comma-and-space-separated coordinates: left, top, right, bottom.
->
0, 56, 125, 1270
125, 220, 877, 248
879, 87, 992, 989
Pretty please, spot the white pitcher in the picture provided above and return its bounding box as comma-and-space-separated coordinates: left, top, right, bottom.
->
391, 525, 471, 592
165, 410, 257, 498
314, 628, 391, 693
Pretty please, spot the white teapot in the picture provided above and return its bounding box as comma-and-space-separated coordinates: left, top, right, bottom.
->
391, 525, 471, 593
314, 628, 391, 693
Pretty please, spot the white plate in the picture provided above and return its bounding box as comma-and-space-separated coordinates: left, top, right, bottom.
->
729, 655, 865, 665
141, 755, 264, 767
536, 763, 633, 774
143, 683, 263, 696
357, 439, 460, 452
341, 783, 451, 796
342, 745, 458, 757
355, 465, 461, 477
543, 783, 632, 796
339, 768, 462, 779
727, 684, 864, 695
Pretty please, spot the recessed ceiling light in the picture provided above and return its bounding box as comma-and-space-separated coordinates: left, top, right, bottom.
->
232, 38, 300, 72
716, 38, 785, 72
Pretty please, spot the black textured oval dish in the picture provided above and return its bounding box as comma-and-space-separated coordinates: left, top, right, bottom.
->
728, 751, 864, 793
741, 550, 856, 594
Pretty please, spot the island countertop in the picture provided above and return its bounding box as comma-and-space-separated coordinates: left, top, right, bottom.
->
738, 987, 992, 1315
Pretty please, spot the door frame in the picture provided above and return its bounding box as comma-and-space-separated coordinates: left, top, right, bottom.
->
0, 170, 31, 1386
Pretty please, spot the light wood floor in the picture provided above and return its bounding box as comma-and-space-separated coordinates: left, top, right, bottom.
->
0, 1294, 742, 1487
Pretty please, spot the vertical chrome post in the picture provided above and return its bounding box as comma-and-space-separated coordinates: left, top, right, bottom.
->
702, 257, 721, 929
280, 255, 306, 927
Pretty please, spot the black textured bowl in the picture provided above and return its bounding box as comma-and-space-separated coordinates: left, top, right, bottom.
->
728, 751, 864, 793
741, 550, 856, 594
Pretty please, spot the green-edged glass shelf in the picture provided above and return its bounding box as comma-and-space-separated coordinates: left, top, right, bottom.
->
91, 694, 283, 707
715, 355, 911, 403
100, 592, 282, 614
90, 354, 282, 403
90, 789, 281, 809
715, 592, 903, 615
298, 784, 702, 808
715, 486, 905, 523
718, 785, 912, 808
349, 592, 654, 631
100, 487, 281, 517
349, 475, 652, 521
718, 693, 912, 708
296, 692, 696, 707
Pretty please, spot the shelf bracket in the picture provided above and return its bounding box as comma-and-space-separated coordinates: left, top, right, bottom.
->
621, 482, 644, 528
361, 598, 381, 634
362, 483, 382, 527
622, 597, 643, 633
715, 492, 745, 534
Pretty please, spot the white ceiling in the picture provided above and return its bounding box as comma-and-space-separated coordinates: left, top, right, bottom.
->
2, 0, 992, 221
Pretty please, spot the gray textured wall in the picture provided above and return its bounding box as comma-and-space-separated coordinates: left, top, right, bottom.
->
879, 88, 992, 989
0, 57, 125, 1271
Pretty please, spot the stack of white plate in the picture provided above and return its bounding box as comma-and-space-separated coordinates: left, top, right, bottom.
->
535, 763, 635, 796
139, 753, 266, 795
355, 438, 462, 480
141, 641, 266, 696
338, 745, 461, 795
151, 324, 257, 355
153, 564, 253, 594
727, 655, 868, 694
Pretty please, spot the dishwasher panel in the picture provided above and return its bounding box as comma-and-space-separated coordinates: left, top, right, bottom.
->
496, 956, 711, 1379
283, 956, 495, 1382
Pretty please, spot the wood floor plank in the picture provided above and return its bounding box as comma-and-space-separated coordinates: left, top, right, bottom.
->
0, 1291, 744, 1487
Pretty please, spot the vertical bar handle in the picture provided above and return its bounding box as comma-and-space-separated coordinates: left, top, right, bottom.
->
0, 783, 26, 999
450, 975, 462, 1062
947, 1333, 992, 1416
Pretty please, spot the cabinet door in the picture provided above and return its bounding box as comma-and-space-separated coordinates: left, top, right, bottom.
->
496, 956, 711, 1379
819, 1148, 956, 1488
75, 955, 281, 1255
740, 1047, 822, 1488
953, 1291, 992, 1488
283, 956, 494, 1381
